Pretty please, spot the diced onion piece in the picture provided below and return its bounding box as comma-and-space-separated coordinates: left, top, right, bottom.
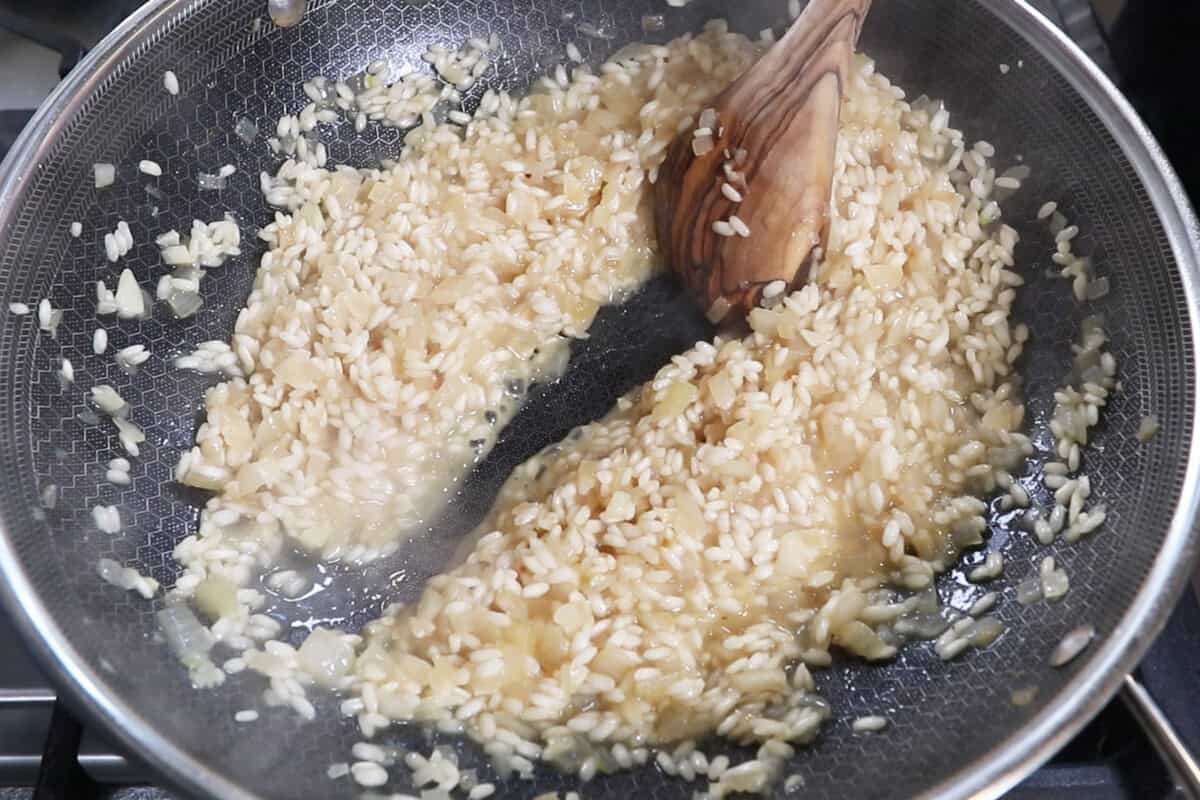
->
94, 163, 115, 189
1016, 575, 1043, 605
235, 117, 259, 144
198, 172, 227, 191
297, 627, 358, 687
1085, 276, 1110, 300
167, 291, 204, 319
576, 22, 611, 39
194, 576, 241, 619
894, 589, 953, 639
157, 605, 215, 662
161, 245, 194, 266
833, 620, 896, 660
96, 558, 123, 584
641, 14, 665, 32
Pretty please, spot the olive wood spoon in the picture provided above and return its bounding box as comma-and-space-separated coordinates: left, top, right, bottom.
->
654, 0, 872, 322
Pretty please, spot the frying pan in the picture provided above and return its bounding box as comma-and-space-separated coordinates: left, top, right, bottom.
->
0, 0, 1198, 798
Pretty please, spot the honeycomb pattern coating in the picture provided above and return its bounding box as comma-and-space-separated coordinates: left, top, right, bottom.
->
0, 0, 1195, 798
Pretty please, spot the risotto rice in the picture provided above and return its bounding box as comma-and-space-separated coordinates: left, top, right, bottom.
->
171, 20, 1034, 792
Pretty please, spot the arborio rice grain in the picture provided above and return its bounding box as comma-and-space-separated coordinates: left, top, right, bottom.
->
163, 19, 1069, 795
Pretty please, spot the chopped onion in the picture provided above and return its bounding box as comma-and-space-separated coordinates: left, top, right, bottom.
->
892, 588, 954, 639
1048, 211, 1068, 235
94, 163, 115, 189
907, 588, 939, 615
1016, 575, 1043, 605
608, 42, 655, 65
576, 22, 612, 39
950, 517, 985, 548
235, 117, 259, 144
834, 621, 897, 660
1085, 276, 1110, 300
1081, 313, 1107, 342
895, 614, 948, 639
166, 290, 204, 319
297, 627, 358, 687
96, 558, 123, 584
169, 269, 204, 291
198, 172, 227, 191
157, 605, 215, 662
160, 245, 194, 266
194, 576, 240, 619
641, 14, 665, 32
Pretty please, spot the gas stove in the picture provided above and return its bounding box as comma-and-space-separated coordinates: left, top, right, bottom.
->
1, 1, 1197, 798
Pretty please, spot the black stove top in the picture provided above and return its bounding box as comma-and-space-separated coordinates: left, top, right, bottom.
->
1, 1, 1198, 798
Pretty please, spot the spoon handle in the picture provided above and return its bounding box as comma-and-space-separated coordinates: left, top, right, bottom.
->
1122, 674, 1200, 799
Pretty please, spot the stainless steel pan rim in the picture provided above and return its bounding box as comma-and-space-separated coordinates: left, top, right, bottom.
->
0, 1, 1198, 799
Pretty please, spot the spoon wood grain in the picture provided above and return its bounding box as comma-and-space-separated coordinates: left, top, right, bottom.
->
654, 0, 872, 321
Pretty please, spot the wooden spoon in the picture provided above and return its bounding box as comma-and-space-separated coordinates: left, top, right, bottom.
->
654, 0, 872, 322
